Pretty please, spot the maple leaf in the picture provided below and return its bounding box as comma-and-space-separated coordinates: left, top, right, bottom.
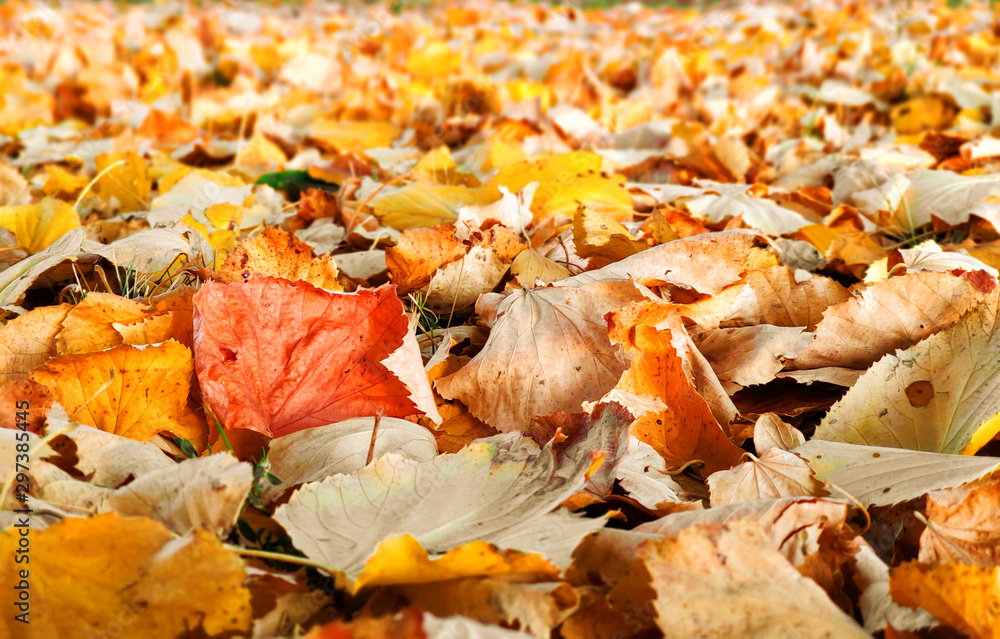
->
194, 277, 417, 438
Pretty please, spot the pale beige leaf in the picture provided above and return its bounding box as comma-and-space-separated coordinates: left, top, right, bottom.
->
638, 497, 857, 563
853, 541, 937, 634
640, 521, 869, 638
436, 283, 640, 433
707, 448, 823, 507
721, 266, 851, 331
264, 417, 438, 502
85, 227, 215, 280
562, 229, 770, 295
774, 367, 863, 387
34, 451, 251, 537
425, 245, 509, 314
616, 437, 702, 511
422, 613, 534, 639
384, 320, 443, 425
36, 422, 174, 487
108, 453, 252, 536
681, 188, 812, 235
793, 440, 1000, 507
694, 325, 813, 391
753, 413, 805, 455
904, 168, 1000, 229
0, 228, 86, 308
274, 433, 603, 575
815, 295, 1000, 454
786, 271, 985, 370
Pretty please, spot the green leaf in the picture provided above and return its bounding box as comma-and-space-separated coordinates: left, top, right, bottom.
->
237, 518, 259, 544
254, 170, 339, 201
172, 437, 198, 458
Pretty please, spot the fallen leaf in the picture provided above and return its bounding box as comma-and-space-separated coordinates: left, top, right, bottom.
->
424, 244, 508, 314
815, 293, 1000, 454
510, 248, 572, 287
386, 225, 467, 294
794, 440, 1000, 507
273, 433, 604, 575
353, 534, 560, 592
716, 265, 851, 331
919, 479, 1000, 565
93, 151, 151, 212
564, 229, 772, 295
370, 182, 500, 230
891, 561, 1000, 639
636, 521, 869, 638
0, 303, 72, 384
612, 325, 744, 474
436, 282, 640, 433
194, 278, 417, 438
217, 228, 342, 290
56, 292, 149, 354
787, 271, 986, 370
31, 340, 197, 442
853, 541, 937, 634
0, 196, 81, 253
694, 325, 814, 391
753, 413, 805, 454
263, 417, 438, 502
707, 448, 825, 506
0, 513, 251, 638
572, 204, 646, 262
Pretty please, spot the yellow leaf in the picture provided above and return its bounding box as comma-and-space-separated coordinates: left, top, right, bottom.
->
891, 96, 957, 135
510, 248, 572, 287
370, 182, 500, 230
41, 164, 88, 199
891, 561, 1000, 639
353, 534, 560, 593
56, 293, 149, 355
573, 204, 646, 261
0, 513, 251, 639
310, 119, 400, 152
235, 132, 287, 168
488, 152, 634, 222
0, 197, 80, 253
31, 340, 195, 441
475, 137, 526, 172
94, 151, 152, 212
406, 41, 462, 78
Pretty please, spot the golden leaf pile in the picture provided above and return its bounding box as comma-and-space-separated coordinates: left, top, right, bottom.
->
3, 0, 1000, 636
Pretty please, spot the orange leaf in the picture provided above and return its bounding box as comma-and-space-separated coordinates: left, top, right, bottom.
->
386, 225, 467, 294
193, 278, 417, 438
31, 340, 195, 441
615, 325, 743, 474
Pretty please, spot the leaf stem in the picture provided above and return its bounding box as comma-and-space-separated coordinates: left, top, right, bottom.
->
225, 545, 339, 575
